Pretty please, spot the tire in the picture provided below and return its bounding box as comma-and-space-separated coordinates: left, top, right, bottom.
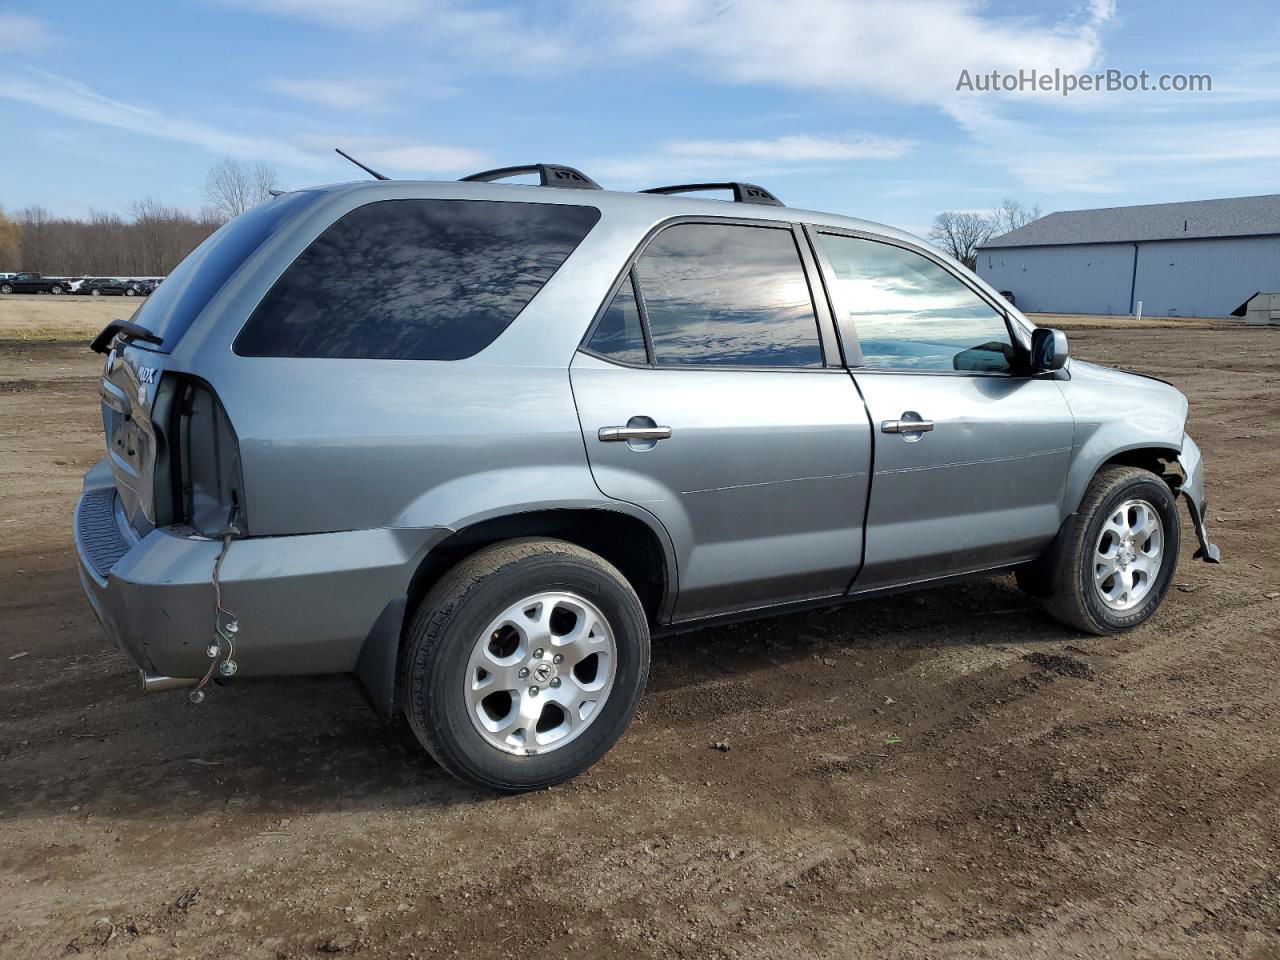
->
0, 284, 11, 295
125, 287, 137, 296
49, 285, 64, 295
402, 538, 650, 792
1042, 465, 1180, 634
90, 288, 101, 296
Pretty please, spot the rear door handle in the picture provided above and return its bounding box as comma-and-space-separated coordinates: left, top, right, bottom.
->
598, 425, 673, 442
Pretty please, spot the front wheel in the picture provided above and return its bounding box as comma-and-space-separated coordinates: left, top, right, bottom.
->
125, 287, 137, 296
49, 285, 64, 295
0, 284, 12, 295
402, 538, 650, 792
90, 288, 101, 296
1041, 466, 1180, 634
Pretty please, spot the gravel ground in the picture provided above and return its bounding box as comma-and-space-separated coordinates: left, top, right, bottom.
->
1, 326, 1277, 960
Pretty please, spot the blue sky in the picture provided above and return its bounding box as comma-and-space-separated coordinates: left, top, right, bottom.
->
2, 0, 1279, 236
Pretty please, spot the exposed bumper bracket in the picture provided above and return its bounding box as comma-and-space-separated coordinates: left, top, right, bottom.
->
1176, 434, 1221, 564
1182, 495, 1222, 564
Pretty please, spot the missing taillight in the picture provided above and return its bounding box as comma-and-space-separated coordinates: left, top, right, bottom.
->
152, 375, 247, 537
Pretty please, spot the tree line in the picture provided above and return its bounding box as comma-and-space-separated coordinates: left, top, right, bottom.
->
929, 199, 1043, 269
0, 159, 281, 277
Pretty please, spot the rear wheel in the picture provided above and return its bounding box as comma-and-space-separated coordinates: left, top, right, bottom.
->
1041, 466, 1180, 634
402, 538, 650, 792
0, 284, 11, 295
49, 284, 64, 295
90, 288, 101, 296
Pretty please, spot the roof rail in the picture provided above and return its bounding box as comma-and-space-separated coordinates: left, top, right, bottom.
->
460, 164, 601, 191
640, 182, 784, 207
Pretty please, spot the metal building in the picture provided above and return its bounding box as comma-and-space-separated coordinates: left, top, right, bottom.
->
976, 194, 1280, 317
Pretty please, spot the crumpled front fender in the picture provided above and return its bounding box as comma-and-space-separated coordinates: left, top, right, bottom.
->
1177, 434, 1222, 563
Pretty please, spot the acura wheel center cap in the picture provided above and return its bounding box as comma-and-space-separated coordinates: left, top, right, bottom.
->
531, 661, 555, 685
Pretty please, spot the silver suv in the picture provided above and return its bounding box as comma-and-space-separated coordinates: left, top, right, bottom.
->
75, 164, 1220, 792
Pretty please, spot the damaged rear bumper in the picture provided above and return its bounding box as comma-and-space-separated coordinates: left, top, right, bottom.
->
1177, 434, 1222, 563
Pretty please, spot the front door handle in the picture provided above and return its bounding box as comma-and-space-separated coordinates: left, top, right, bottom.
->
598, 425, 673, 442
881, 414, 934, 434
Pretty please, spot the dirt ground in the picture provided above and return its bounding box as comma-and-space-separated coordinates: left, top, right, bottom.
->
1, 325, 1278, 960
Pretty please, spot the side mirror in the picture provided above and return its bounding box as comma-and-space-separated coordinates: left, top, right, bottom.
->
1030, 327, 1069, 372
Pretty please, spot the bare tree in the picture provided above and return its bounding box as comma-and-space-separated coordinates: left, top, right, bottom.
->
991, 198, 1043, 235
0, 206, 20, 270
202, 157, 281, 221
928, 211, 995, 269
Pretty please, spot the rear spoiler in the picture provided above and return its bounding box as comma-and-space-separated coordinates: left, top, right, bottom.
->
90, 320, 163, 354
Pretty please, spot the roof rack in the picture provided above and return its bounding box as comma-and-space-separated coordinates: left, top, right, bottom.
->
460, 164, 601, 191
640, 182, 784, 207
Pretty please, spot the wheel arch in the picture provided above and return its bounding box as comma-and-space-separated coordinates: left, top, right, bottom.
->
355, 506, 676, 721
1066, 441, 1183, 516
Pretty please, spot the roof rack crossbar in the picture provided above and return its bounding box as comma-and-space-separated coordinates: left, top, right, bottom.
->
459, 164, 602, 191
640, 182, 784, 207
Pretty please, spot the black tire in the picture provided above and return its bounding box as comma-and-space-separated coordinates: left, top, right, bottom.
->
90, 288, 101, 296
0, 284, 11, 295
125, 287, 137, 296
49, 284, 63, 295
402, 538, 650, 792
1042, 465, 1180, 634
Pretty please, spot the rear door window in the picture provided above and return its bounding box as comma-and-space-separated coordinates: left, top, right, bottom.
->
633, 222, 824, 368
235, 199, 600, 360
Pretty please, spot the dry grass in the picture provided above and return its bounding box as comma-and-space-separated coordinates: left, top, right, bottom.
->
0, 294, 137, 342
1027, 311, 1235, 330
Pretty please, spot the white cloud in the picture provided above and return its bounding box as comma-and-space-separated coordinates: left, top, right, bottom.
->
0, 13, 52, 53
266, 77, 395, 111
667, 134, 911, 163
295, 135, 487, 175
591, 132, 912, 187
609, 0, 1114, 116
0, 66, 324, 167
228, 0, 574, 68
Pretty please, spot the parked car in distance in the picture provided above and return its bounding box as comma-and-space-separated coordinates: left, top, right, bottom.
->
80, 278, 131, 297
126, 279, 157, 296
75, 166, 1221, 793
0, 272, 71, 294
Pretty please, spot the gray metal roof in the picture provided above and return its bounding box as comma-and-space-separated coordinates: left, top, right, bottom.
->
982, 193, 1280, 248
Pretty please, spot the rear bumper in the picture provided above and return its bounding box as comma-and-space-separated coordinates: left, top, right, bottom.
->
74, 459, 445, 680
1177, 433, 1222, 563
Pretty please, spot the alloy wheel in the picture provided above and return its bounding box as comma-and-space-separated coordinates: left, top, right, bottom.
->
465, 591, 616, 756
1093, 498, 1164, 611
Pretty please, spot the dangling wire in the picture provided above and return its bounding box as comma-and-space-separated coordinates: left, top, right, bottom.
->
190, 505, 242, 704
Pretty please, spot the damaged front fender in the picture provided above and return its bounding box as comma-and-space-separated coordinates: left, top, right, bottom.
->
1177, 434, 1222, 563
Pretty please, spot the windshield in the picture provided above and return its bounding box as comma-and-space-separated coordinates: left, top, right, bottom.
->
129, 190, 318, 350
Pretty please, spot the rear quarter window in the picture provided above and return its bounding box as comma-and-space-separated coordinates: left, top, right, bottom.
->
234, 199, 601, 360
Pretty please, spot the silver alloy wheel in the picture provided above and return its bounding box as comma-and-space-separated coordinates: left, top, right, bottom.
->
1093, 498, 1164, 611
465, 591, 617, 756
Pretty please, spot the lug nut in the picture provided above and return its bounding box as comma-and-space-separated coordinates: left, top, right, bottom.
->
518, 667, 529, 679
553, 654, 563, 664
529, 686, 539, 697
532, 648, 544, 659
550, 677, 561, 688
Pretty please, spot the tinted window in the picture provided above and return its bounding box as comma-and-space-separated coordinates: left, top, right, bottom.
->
131, 191, 319, 350
586, 271, 647, 364
236, 199, 600, 360
817, 233, 1014, 373
635, 223, 823, 368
